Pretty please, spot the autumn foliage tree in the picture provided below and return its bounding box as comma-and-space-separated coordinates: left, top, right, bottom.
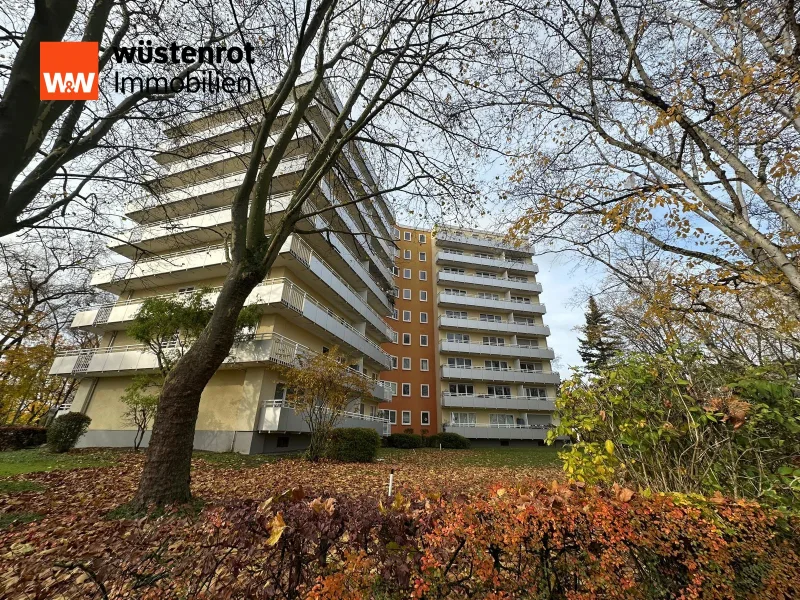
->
278, 347, 374, 461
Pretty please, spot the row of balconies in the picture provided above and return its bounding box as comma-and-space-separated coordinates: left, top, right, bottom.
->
443, 424, 551, 441
437, 292, 545, 315
441, 393, 555, 412
91, 234, 392, 332
435, 250, 538, 274
71, 277, 392, 370
434, 228, 533, 254
439, 340, 555, 360
440, 365, 560, 385
438, 316, 550, 337
49, 333, 392, 402
258, 399, 389, 436
437, 271, 542, 293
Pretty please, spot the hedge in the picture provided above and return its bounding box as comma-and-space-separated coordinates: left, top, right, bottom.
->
326, 428, 381, 462
387, 432, 424, 449
427, 432, 470, 449
46, 413, 91, 453
0, 426, 47, 451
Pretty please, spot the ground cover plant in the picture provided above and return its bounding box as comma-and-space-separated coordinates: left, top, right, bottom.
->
0, 447, 797, 599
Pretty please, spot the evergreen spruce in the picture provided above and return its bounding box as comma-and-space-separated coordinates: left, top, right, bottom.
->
577, 296, 621, 374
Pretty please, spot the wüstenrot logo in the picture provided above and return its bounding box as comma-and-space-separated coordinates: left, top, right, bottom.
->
40, 42, 99, 100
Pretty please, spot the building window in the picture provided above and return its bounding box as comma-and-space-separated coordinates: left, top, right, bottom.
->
392, 266, 399, 276
389, 382, 398, 397
404, 231, 412, 241
477, 291, 500, 300
402, 410, 411, 425
420, 334, 429, 346
388, 409, 397, 424
420, 290, 428, 301
402, 333, 411, 345
451, 412, 476, 426
419, 270, 428, 281
402, 357, 411, 370
419, 251, 427, 261
518, 338, 539, 348
476, 271, 498, 279
525, 387, 547, 398
490, 414, 515, 426
420, 312, 428, 323
420, 358, 429, 371
403, 288, 411, 300
391, 356, 398, 369
449, 383, 474, 395
511, 295, 531, 304
444, 288, 467, 296
421, 384, 430, 397
393, 286, 399, 297
392, 331, 399, 343
447, 357, 472, 368
479, 313, 503, 322
392, 227, 400, 240
488, 385, 512, 397
418, 233, 426, 243
402, 383, 411, 396
485, 360, 509, 370
403, 268, 411, 279
521, 361, 543, 372
403, 310, 411, 322
443, 267, 465, 274
391, 308, 399, 320
404, 249, 411, 260
483, 336, 505, 346
447, 332, 470, 343
421, 411, 430, 426
445, 310, 468, 319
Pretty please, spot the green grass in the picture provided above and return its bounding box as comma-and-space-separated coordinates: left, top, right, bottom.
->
0, 448, 117, 477
193, 451, 299, 469
0, 512, 42, 529
378, 445, 562, 469
0, 480, 46, 494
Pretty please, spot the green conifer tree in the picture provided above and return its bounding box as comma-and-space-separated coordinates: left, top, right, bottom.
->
577, 296, 621, 374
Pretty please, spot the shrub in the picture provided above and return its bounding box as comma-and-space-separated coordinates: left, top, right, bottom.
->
325, 428, 380, 462
0, 426, 47, 451
387, 432, 424, 449
46, 413, 91, 453
427, 432, 470, 449
403, 428, 414, 434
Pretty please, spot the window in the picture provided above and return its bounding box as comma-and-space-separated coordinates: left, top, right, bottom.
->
485, 360, 509, 370
403, 310, 411, 322
402, 357, 411, 370
388, 409, 397, 424
445, 310, 468, 319
477, 292, 500, 300
525, 387, 547, 398
515, 316, 536, 325
392, 331, 399, 343
401, 383, 411, 396
404, 231, 412, 241
420, 312, 428, 323
518, 338, 539, 348
476, 271, 497, 279
511, 295, 531, 304
402, 333, 411, 345
483, 336, 505, 346
402, 288, 411, 300
402, 410, 411, 425
475, 252, 494, 259
391, 356, 398, 370
451, 412, 476, 426
443, 267, 465, 274
419, 251, 427, 261
447, 332, 470, 343
419, 290, 428, 301
447, 357, 472, 368
488, 385, 512, 397
479, 313, 502, 322
521, 361, 543, 372
490, 414, 515, 426
419, 270, 428, 281
444, 288, 467, 296
277, 436, 290, 448
404, 249, 412, 260
391, 308, 399, 320
393, 286, 400, 298
418, 233, 427, 243
509, 275, 529, 283
403, 268, 411, 279
445, 248, 464, 255
392, 266, 399, 276
392, 227, 401, 240
389, 382, 398, 397
421, 384, 430, 397
420, 358, 429, 371
448, 383, 474, 395
421, 411, 430, 426
420, 334, 428, 346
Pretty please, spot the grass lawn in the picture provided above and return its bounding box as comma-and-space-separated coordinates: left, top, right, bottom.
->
0, 448, 118, 477
378, 445, 561, 469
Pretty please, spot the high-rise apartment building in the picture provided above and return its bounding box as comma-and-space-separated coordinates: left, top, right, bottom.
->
49, 82, 398, 454
380, 225, 559, 445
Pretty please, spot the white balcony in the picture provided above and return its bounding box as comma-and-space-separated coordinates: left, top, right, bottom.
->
435, 228, 533, 253
441, 393, 555, 411
443, 424, 551, 441
437, 271, 543, 293
440, 365, 561, 385
437, 292, 546, 316
435, 251, 538, 274
91, 235, 393, 342
439, 341, 555, 360
257, 399, 389, 436
438, 316, 550, 337
50, 333, 392, 402
72, 278, 391, 370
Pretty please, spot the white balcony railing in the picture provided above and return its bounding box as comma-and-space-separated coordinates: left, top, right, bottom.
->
441, 393, 555, 411
437, 271, 543, 293
437, 292, 546, 315
439, 341, 555, 360
435, 227, 533, 253
438, 316, 551, 337
435, 250, 538, 273
440, 365, 561, 385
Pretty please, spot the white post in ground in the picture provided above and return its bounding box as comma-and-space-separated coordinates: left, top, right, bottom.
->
388, 468, 394, 497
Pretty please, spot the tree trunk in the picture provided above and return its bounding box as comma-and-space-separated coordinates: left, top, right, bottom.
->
132, 266, 261, 507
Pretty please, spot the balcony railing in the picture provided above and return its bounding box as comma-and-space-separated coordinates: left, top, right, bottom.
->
440, 365, 561, 384
435, 228, 533, 253
439, 340, 555, 360
438, 315, 551, 336
441, 393, 555, 411
437, 292, 546, 314
435, 250, 538, 273
260, 399, 389, 424
437, 271, 543, 293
